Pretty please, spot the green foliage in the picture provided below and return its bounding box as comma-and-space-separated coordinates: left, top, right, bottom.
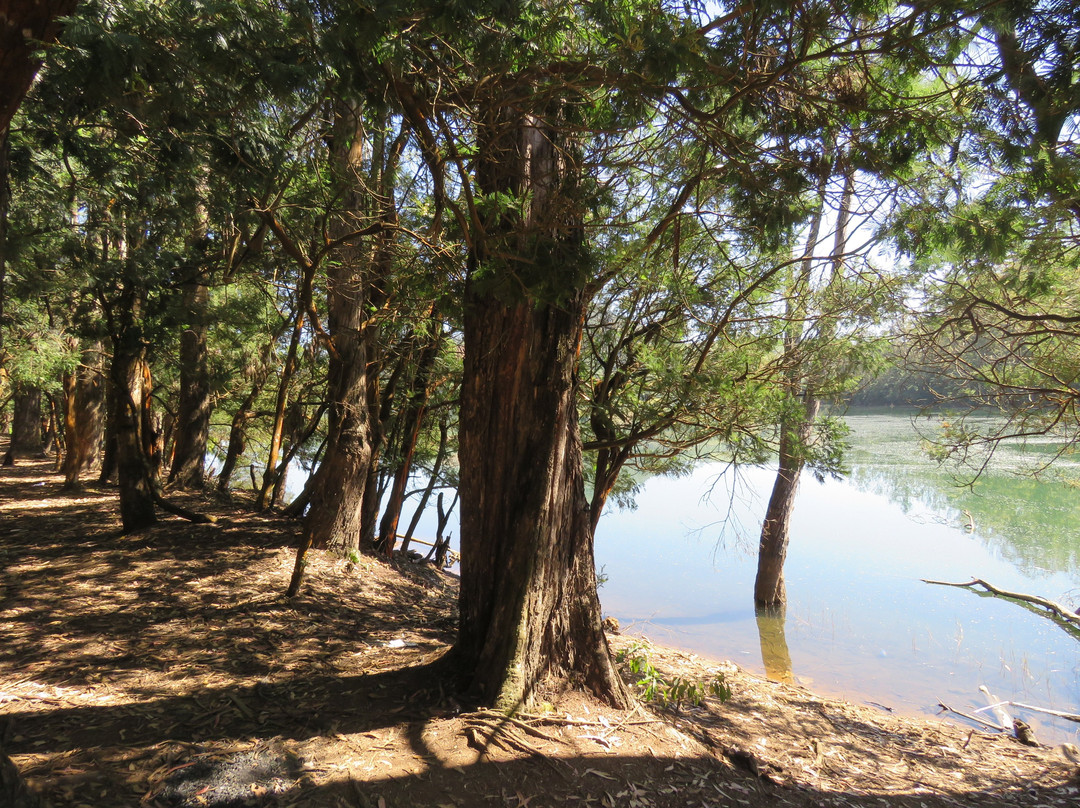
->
615, 641, 732, 709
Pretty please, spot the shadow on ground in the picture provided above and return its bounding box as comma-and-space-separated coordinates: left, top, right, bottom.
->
2, 452, 1078, 807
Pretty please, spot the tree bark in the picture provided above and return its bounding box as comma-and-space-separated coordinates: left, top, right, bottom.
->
61, 341, 106, 487
256, 298, 306, 509
754, 395, 820, 608
109, 307, 157, 532
401, 412, 451, 552
168, 279, 211, 488
294, 98, 375, 568
458, 289, 628, 710
455, 108, 629, 710
7, 384, 43, 458
377, 314, 442, 554
0, 0, 79, 136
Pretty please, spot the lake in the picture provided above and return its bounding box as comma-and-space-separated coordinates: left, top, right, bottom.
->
594, 411, 1080, 746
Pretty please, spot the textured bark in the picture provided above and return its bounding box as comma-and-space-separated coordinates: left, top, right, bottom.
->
7, 384, 43, 457
110, 321, 157, 532
61, 342, 106, 487
0, 132, 8, 389
0, 0, 80, 137
458, 291, 628, 710
296, 99, 375, 561
455, 108, 629, 710
168, 280, 211, 488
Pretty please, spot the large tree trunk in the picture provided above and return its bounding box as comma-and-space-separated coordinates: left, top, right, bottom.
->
455, 108, 629, 710
458, 290, 629, 710
168, 279, 211, 488
61, 341, 106, 487
110, 317, 157, 532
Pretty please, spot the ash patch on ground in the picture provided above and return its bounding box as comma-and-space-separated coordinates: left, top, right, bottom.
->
153, 745, 302, 807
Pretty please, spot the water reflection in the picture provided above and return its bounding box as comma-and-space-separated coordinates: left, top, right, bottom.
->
844, 414, 1080, 582
756, 603, 794, 683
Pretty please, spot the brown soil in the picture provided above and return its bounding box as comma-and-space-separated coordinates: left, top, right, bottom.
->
2, 453, 1079, 807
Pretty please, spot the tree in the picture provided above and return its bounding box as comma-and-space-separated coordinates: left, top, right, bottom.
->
893, 2, 1080, 464
1, 0, 79, 479
0, 0, 79, 135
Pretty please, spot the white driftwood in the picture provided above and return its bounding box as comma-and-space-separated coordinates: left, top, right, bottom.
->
1009, 701, 1080, 724
921, 577, 1080, 626
978, 685, 1013, 731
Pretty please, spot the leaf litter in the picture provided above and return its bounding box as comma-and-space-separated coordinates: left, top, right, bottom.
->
1, 451, 1078, 807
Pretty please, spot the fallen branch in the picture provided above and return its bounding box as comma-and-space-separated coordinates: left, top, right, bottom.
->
153, 492, 216, 524
938, 702, 1004, 731
1009, 702, 1080, 724
921, 578, 1080, 626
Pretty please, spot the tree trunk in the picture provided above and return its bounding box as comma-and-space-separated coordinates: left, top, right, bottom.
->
169, 279, 211, 488
458, 290, 629, 710
257, 304, 305, 509
218, 353, 274, 493
7, 384, 43, 458
455, 108, 629, 710
295, 98, 375, 563
0, 0, 80, 136
98, 379, 118, 483
42, 391, 60, 463
0, 132, 7, 415
755, 153, 853, 608
110, 320, 157, 532
401, 412, 451, 551
754, 395, 820, 607
377, 315, 442, 554
61, 341, 106, 487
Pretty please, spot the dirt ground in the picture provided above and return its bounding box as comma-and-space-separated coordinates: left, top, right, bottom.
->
2, 452, 1079, 807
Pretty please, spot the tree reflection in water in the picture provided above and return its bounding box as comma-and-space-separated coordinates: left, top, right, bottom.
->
756, 603, 794, 683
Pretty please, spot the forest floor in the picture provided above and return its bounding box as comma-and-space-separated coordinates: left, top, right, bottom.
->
2, 452, 1079, 808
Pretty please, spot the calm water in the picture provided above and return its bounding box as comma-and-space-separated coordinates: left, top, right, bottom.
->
595, 412, 1080, 745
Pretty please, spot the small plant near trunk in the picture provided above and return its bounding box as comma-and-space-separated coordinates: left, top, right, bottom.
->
616, 642, 732, 708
